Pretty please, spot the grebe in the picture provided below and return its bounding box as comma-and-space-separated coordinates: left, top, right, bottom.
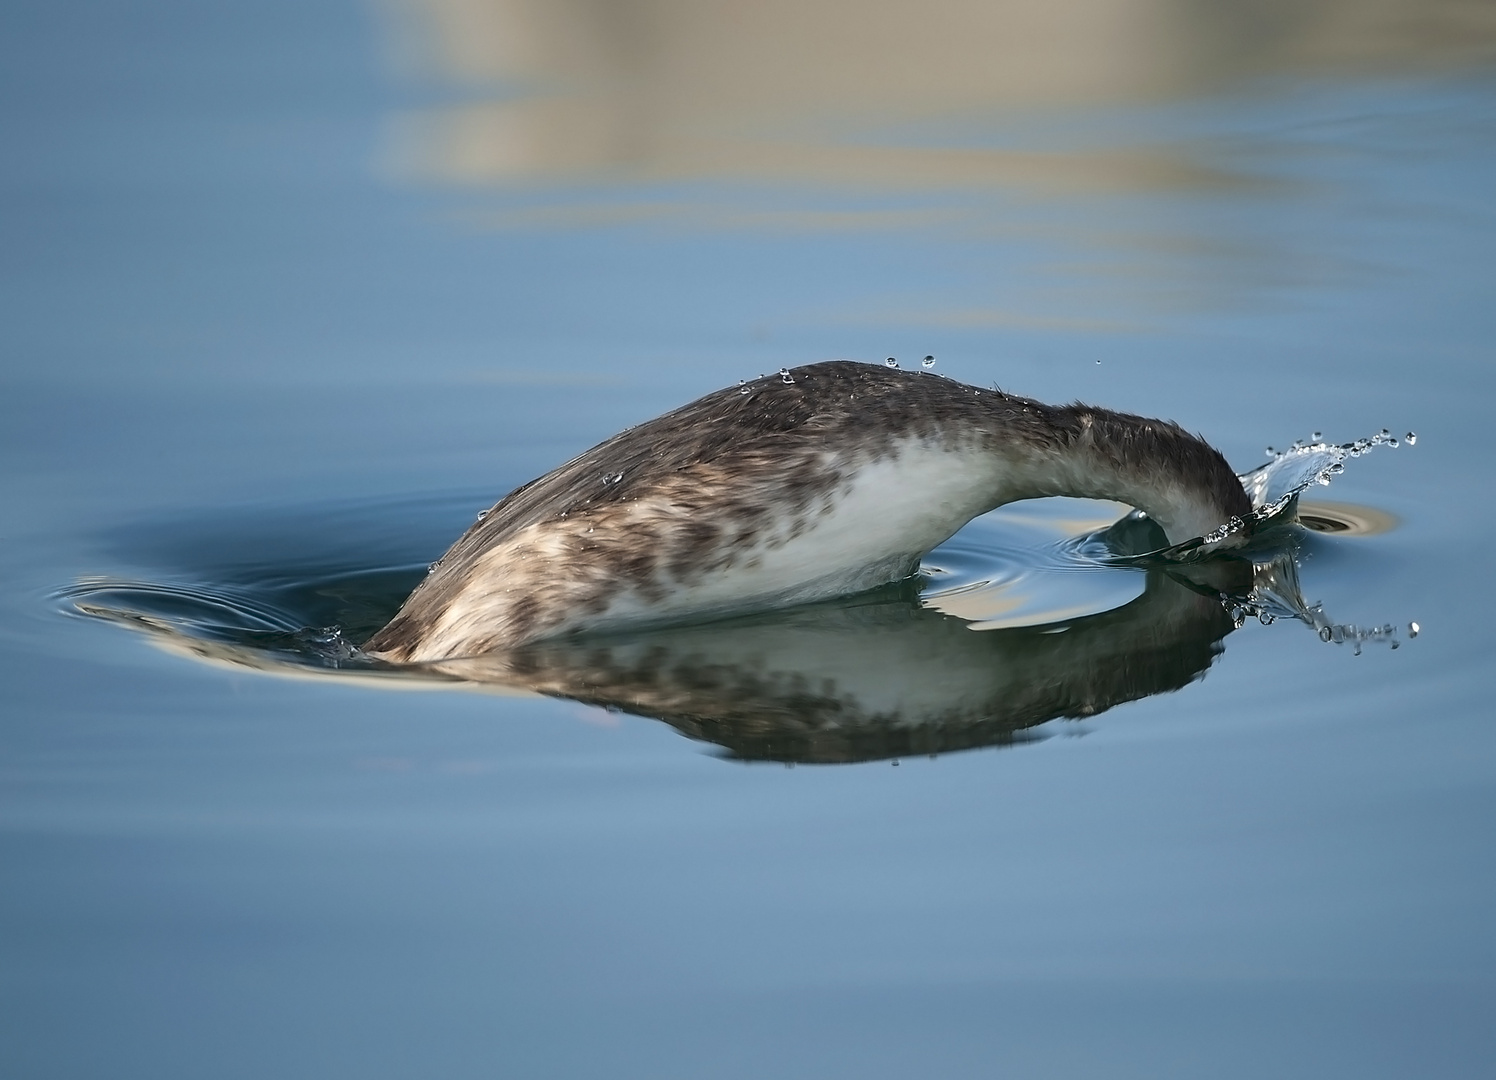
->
364, 360, 1251, 663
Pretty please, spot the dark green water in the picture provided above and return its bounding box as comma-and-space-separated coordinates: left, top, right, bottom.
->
3, 2, 1495, 1076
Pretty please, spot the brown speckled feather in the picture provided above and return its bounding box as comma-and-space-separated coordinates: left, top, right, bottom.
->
364, 361, 1250, 662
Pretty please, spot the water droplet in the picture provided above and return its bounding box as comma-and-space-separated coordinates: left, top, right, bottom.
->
739, 386, 750, 394
1318, 626, 1333, 643
779, 367, 794, 384
1405, 431, 1416, 445
1327, 462, 1344, 475
885, 357, 898, 368
476, 509, 489, 520
1312, 431, 1322, 442
1265, 446, 1276, 457
737, 379, 745, 385
1408, 621, 1420, 637
1387, 436, 1399, 447
1095, 359, 1102, 365
922, 355, 935, 368
427, 563, 438, 575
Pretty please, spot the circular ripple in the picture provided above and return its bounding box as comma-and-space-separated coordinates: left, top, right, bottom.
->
1297, 499, 1399, 537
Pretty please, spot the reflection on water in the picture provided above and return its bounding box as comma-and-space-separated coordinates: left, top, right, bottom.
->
387, 0, 1496, 192
64, 492, 1405, 764
444, 564, 1240, 763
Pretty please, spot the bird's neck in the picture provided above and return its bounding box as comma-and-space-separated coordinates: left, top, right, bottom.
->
979, 402, 1252, 547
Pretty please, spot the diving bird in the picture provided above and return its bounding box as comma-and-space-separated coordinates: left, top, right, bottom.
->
363, 360, 1251, 663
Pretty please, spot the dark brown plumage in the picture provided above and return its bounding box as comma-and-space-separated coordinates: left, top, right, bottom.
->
364, 361, 1250, 662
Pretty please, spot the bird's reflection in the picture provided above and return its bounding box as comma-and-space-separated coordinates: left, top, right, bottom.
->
66, 507, 1409, 764
435, 558, 1246, 763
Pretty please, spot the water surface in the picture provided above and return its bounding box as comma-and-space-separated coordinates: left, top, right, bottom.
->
3, 1, 1496, 1077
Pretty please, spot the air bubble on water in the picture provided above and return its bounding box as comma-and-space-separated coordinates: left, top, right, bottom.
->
1312, 431, 1322, 442
1095, 359, 1102, 365
885, 357, 898, 368
1409, 622, 1420, 637
922, 355, 935, 368
1406, 432, 1417, 445
779, 367, 794, 384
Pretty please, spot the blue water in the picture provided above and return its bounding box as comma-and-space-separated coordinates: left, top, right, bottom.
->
4, 2, 1496, 1076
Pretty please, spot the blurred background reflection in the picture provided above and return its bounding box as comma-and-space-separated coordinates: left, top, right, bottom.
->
385, 0, 1496, 191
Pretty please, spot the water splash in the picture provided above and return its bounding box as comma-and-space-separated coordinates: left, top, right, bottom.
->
1185, 429, 1410, 551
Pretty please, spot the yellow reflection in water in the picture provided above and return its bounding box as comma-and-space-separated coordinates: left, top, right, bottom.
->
383, 0, 1496, 190
1297, 499, 1400, 537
